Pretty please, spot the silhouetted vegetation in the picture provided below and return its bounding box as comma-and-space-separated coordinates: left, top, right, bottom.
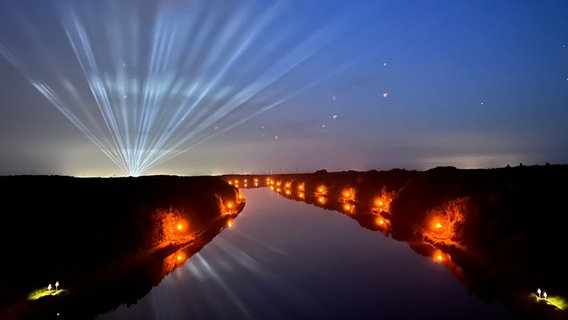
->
0, 175, 244, 320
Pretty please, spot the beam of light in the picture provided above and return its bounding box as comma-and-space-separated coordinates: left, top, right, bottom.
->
192, 253, 254, 319
0, 0, 365, 176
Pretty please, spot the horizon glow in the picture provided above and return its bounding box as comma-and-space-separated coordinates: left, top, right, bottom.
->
0, 0, 357, 176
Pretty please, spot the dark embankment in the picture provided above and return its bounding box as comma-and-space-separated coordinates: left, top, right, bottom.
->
0, 175, 244, 320
224, 164, 568, 320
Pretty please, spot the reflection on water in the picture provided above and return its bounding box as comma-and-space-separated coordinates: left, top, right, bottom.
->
99, 188, 518, 320
224, 166, 568, 320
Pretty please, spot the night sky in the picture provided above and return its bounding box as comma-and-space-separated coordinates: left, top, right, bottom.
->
1, 0, 567, 177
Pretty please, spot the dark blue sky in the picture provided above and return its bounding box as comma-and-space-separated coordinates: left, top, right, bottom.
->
1, 0, 567, 176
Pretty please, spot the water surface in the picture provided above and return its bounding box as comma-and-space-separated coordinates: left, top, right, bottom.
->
98, 188, 518, 319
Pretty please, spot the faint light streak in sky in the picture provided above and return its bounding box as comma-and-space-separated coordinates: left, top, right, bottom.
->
0, 0, 359, 176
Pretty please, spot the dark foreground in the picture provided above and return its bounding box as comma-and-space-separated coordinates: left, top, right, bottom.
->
1, 164, 567, 320
0, 175, 244, 320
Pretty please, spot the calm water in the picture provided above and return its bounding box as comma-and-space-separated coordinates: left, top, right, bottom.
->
97, 188, 518, 320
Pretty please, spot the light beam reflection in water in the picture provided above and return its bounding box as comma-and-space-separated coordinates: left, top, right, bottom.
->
97, 188, 518, 320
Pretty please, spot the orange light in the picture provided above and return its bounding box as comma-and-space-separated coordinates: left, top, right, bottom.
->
374, 216, 389, 227
433, 250, 445, 263
227, 219, 233, 228
177, 223, 183, 231
227, 202, 233, 209
435, 221, 442, 229
344, 192, 350, 197
164, 250, 187, 272
299, 192, 305, 198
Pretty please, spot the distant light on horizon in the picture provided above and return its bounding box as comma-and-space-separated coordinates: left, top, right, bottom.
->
0, 0, 359, 176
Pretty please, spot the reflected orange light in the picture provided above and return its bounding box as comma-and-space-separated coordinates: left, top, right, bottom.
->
374, 216, 390, 228
227, 219, 234, 228
176, 251, 186, 261
298, 183, 305, 191
432, 249, 445, 263
318, 196, 326, 204
299, 192, 305, 199
164, 250, 188, 272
